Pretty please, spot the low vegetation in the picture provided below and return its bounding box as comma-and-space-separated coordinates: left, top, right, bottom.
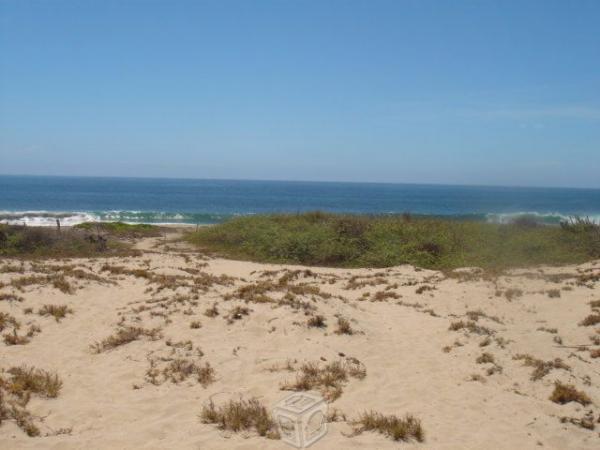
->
186, 212, 600, 269
0, 366, 63, 436
334, 316, 354, 335
549, 382, 592, 406
350, 411, 424, 442
146, 358, 215, 387
91, 326, 162, 353
513, 354, 570, 381
225, 305, 251, 323
74, 221, 162, 238
200, 397, 280, 439
307, 314, 327, 328
0, 312, 19, 333
579, 314, 600, 327
203, 303, 219, 317
38, 304, 73, 322
2, 366, 62, 399
281, 358, 366, 401
0, 224, 136, 258
3, 325, 41, 346
448, 320, 494, 336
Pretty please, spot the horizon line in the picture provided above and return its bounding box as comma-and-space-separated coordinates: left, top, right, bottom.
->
1, 172, 599, 192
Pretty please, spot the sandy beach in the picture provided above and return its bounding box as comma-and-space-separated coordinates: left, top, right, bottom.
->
1, 230, 599, 449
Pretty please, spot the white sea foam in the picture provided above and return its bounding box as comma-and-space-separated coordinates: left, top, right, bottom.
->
0, 210, 220, 226
1, 210, 599, 227
0, 211, 99, 226
485, 211, 600, 224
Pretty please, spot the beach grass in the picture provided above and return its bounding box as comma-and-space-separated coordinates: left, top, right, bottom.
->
186, 212, 600, 270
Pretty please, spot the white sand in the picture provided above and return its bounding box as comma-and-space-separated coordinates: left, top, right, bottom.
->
1, 235, 599, 449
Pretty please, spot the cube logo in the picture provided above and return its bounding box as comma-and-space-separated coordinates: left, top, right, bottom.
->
273, 392, 328, 448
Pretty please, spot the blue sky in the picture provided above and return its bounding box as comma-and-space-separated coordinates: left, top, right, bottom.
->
1, 0, 599, 188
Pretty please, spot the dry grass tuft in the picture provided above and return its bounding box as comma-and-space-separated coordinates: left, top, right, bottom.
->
371, 290, 400, 301
504, 288, 523, 301
277, 293, 316, 312
10, 274, 75, 294
513, 354, 570, 381
415, 285, 434, 294
0, 312, 20, 333
200, 397, 280, 439
468, 374, 486, 383
334, 317, 354, 335
549, 382, 592, 406
448, 320, 494, 336
579, 314, 600, 327
226, 277, 330, 306
0, 293, 24, 303
0, 365, 63, 437
226, 306, 251, 323
203, 303, 219, 318
281, 358, 366, 401
38, 304, 73, 322
6, 406, 39, 436
476, 353, 495, 364
91, 326, 162, 353
307, 315, 327, 328
466, 310, 503, 324
3, 330, 30, 346
3, 366, 62, 399
0, 264, 25, 273
350, 411, 424, 442
151, 359, 215, 387
560, 411, 596, 430
51, 276, 74, 294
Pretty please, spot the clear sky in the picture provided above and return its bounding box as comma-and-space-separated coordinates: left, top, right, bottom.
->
1, 0, 599, 188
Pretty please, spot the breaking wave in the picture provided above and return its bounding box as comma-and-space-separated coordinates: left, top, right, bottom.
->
0, 210, 598, 227
0, 211, 233, 226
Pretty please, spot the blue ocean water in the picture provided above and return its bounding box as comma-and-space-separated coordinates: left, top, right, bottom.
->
0, 175, 599, 226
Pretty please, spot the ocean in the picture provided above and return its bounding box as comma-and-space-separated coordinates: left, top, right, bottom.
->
1, 175, 599, 226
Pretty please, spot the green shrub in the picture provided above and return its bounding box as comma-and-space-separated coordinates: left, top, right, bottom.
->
187, 213, 598, 270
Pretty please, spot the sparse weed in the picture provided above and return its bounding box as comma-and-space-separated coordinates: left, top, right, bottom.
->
549, 382, 592, 406
4, 366, 62, 398
513, 354, 570, 381
350, 411, 424, 442
281, 358, 366, 401
38, 304, 73, 322
204, 303, 219, 318
200, 397, 280, 439
307, 315, 326, 328
91, 326, 162, 353
580, 314, 600, 327
334, 317, 354, 335
448, 320, 494, 336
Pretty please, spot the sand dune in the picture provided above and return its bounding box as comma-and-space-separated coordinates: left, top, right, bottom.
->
1, 234, 599, 449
